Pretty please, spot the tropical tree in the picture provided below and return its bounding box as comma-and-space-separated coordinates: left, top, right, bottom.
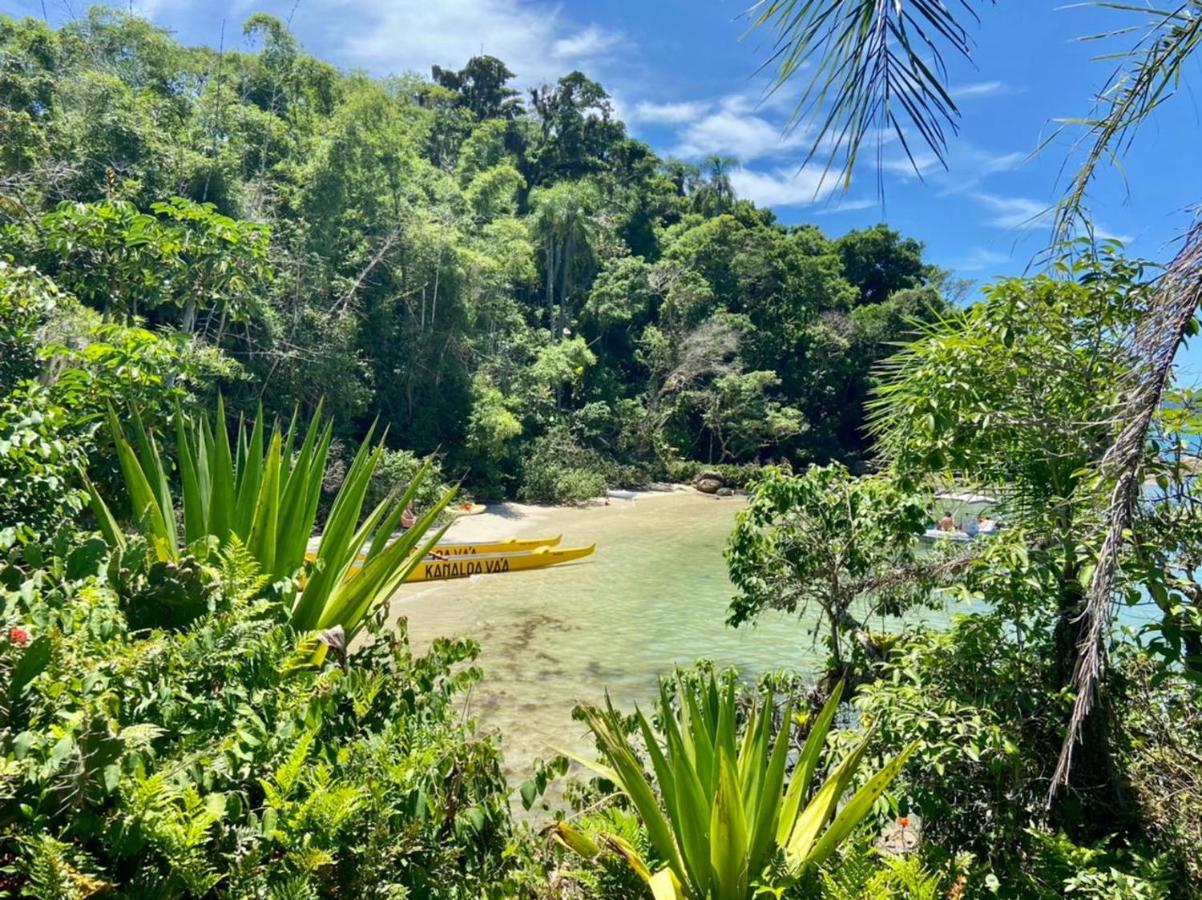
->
693, 154, 740, 217
529, 180, 601, 341
726, 463, 933, 673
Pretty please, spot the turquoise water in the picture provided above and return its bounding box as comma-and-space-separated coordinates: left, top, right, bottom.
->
391, 491, 955, 775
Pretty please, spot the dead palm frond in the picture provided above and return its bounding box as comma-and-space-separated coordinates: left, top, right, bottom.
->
1052, 219, 1202, 798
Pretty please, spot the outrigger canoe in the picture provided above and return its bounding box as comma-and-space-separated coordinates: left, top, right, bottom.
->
428, 535, 561, 557
304, 535, 561, 566
407, 544, 595, 582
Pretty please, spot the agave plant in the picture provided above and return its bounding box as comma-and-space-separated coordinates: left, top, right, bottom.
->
83, 397, 454, 640
553, 675, 916, 899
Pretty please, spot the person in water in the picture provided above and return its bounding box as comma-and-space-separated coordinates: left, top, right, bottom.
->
937, 511, 956, 532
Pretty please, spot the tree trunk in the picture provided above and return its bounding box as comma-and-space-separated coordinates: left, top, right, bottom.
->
545, 235, 557, 338
1050, 539, 1129, 836
558, 230, 575, 340
181, 297, 198, 334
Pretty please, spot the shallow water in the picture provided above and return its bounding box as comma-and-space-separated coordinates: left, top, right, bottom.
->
390, 491, 947, 775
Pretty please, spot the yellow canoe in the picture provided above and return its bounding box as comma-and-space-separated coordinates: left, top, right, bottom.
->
428, 535, 561, 557
407, 544, 596, 583
304, 535, 561, 566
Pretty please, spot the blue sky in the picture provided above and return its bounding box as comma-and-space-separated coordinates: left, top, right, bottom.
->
6, 0, 1202, 367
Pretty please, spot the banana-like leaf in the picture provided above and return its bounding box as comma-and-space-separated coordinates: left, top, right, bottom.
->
106, 405, 175, 560
784, 729, 874, 867
602, 834, 654, 884
577, 703, 686, 882
90, 397, 447, 653
747, 699, 793, 879
777, 680, 843, 846
709, 746, 749, 900
801, 740, 919, 870
568, 675, 903, 900
208, 396, 234, 544
79, 466, 125, 551
175, 411, 206, 544
649, 868, 686, 900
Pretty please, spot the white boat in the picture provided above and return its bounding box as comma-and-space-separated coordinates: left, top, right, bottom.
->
921, 528, 975, 543
920, 523, 999, 543
934, 491, 998, 504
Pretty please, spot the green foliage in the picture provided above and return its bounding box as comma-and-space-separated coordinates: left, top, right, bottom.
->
85, 398, 455, 642
726, 463, 930, 670
0, 10, 953, 491
815, 836, 945, 900
0, 383, 85, 550
870, 248, 1145, 524
560, 673, 916, 898
0, 555, 516, 896
519, 424, 609, 505
7, 197, 271, 332
0, 261, 59, 391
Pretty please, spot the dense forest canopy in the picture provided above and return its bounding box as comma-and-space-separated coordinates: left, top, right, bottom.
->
0, 6, 950, 500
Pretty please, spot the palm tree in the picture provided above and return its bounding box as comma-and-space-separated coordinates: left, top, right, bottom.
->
529, 180, 601, 341
749, 0, 1202, 798
695, 154, 740, 216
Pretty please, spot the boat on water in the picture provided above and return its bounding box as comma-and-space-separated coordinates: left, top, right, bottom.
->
305, 534, 562, 565
309, 536, 593, 583
429, 535, 561, 557
919, 524, 1000, 544
407, 544, 596, 582
920, 528, 975, 543
934, 491, 999, 504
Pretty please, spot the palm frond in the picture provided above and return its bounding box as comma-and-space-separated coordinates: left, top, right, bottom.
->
1055, 2, 1202, 236
749, 0, 987, 191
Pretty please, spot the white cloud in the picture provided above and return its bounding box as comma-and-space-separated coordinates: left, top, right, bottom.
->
671, 95, 807, 162
882, 150, 943, 179
951, 80, 1012, 99
972, 192, 1055, 229
552, 24, 621, 60
882, 143, 1026, 190
263, 0, 628, 86
949, 246, 1010, 273
971, 193, 1133, 244
813, 197, 880, 215
629, 100, 712, 125
729, 166, 840, 208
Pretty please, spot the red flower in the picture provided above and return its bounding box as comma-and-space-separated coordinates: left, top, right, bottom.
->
7, 626, 29, 647
898, 816, 911, 829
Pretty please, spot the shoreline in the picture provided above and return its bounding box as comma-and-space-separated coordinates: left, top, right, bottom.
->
439, 482, 696, 543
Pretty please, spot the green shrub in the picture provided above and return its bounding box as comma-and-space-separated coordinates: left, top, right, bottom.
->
365, 446, 450, 516
519, 425, 608, 505
0, 546, 518, 897
0, 383, 85, 551
556, 672, 916, 899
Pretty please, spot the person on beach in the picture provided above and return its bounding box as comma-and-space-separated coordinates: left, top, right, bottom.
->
400, 504, 449, 560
